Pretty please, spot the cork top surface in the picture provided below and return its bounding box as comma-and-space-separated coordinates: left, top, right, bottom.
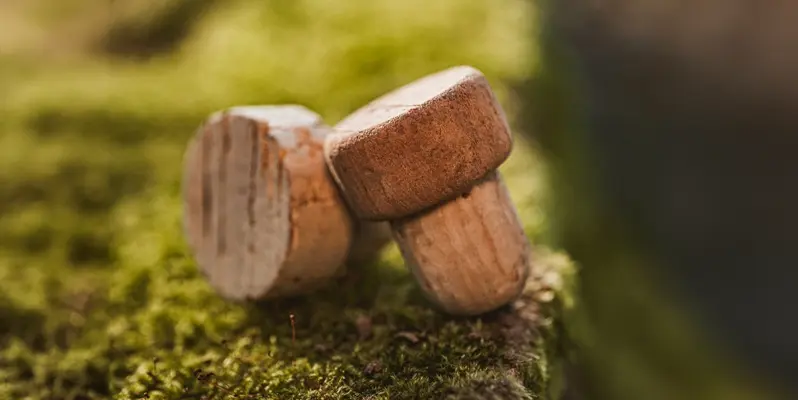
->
325, 65, 513, 220
209, 105, 326, 148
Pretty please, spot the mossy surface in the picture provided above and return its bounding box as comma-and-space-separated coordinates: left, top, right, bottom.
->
0, 1, 574, 398
2, 176, 574, 399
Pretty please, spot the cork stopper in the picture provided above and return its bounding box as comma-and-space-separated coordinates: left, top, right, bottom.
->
325, 66, 513, 220
391, 171, 530, 315
182, 105, 356, 300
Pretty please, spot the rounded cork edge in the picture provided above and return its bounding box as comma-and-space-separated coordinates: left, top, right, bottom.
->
325, 67, 513, 220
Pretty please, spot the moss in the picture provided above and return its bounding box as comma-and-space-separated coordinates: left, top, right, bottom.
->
0, 168, 575, 399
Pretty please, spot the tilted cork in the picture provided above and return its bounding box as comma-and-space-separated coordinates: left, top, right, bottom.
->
391, 171, 530, 315
325, 66, 513, 220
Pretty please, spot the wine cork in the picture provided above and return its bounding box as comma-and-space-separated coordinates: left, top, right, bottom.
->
326, 65, 513, 220
324, 66, 531, 315
391, 171, 530, 315
183, 105, 387, 300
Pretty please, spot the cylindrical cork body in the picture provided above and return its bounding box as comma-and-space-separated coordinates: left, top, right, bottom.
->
182, 105, 355, 300
390, 171, 530, 315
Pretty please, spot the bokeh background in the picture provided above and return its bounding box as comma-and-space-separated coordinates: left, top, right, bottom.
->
0, 0, 535, 270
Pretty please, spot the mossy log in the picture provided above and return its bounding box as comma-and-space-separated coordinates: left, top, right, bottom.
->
0, 195, 575, 399
0, 137, 575, 400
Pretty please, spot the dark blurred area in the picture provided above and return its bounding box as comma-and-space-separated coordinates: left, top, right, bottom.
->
524, 0, 798, 399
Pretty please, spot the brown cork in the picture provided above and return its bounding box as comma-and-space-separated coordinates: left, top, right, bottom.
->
181, 105, 387, 300
391, 171, 530, 315
324, 65, 514, 220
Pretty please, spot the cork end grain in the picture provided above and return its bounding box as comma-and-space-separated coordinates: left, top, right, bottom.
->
325, 65, 514, 220
390, 171, 531, 316
182, 105, 355, 301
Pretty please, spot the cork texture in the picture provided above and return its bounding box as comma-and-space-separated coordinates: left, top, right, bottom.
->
182, 106, 357, 300
391, 171, 531, 315
324, 65, 513, 220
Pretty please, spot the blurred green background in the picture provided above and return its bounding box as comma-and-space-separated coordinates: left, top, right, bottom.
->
1, 1, 567, 399
0, 0, 535, 270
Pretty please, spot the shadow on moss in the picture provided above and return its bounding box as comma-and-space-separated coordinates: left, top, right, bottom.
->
0, 294, 47, 349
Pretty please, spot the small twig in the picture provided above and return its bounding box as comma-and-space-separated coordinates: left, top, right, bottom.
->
289, 313, 296, 344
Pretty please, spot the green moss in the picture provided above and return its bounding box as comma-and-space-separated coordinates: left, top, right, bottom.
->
0, 163, 575, 399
